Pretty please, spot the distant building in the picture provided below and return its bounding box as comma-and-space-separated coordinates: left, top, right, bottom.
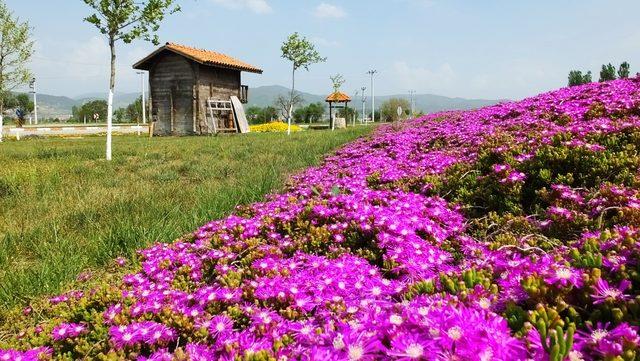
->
133, 43, 263, 136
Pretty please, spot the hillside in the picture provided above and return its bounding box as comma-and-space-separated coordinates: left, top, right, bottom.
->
30, 92, 140, 119
247, 85, 503, 113
2, 78, 640, 359
31, 86, 500, 119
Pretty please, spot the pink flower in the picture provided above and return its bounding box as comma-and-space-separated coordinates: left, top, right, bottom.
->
51, 323, 87, 341
544, 266, 583, 288
591, 278, 632, 304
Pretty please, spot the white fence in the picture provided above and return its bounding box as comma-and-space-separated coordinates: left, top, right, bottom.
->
0, 125, 149, 140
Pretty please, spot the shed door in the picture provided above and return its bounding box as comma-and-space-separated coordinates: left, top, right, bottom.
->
170, 81, 194, 135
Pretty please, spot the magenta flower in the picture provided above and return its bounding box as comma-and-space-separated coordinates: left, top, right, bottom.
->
387, 333, 432, 360
51, 323, 87, 341
544, 266, 583, 288
209, 315, 234, 335
591, 278, 632, 304
574, 322, 640, 358
0, 347, 53, 361
109, 321, 176, 349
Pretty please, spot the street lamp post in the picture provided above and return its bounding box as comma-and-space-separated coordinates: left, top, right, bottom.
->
29, 78, 38, 125
137, 71, 147, 124
361, 86, 366, 123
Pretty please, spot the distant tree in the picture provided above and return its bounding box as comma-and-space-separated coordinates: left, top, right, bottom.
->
281, 32, 326, 135
82, 0, 180, 160
261, 106, 279, 123
293, 102, 325, 124
113, 107, 127, 123
337, 106, 357, 124
125, 96, 143, 123
618, 61, 631, 79
246, 105, 279, 124
75, 100, 108, 123
246, 106, 261, 123
0, 0, 33, 141
568, 70, 592, 87
275, 93, 303, 121
13, 93, 33, 127
599, 63, 617, 82
380, 98, 410, 123
330, 74, 345, 93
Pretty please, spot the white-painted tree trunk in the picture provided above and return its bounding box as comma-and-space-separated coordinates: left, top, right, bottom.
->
288, 66, 295, 136
106, 37, 116, 161
106, 89, 113, 160
0, 114, 3, 143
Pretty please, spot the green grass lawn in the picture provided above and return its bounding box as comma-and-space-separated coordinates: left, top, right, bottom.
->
0, 127, 373, 309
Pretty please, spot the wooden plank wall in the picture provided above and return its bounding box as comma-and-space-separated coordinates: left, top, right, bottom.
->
149, 52, 195, 136
196, 65, 242, 134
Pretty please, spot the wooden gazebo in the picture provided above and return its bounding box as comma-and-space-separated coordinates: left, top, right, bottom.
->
326, 91, 351, 130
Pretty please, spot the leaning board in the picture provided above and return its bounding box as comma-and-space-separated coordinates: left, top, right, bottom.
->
230, 96, 250, 134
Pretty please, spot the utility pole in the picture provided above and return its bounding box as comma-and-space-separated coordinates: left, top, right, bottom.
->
137, 71, 147, 124
409, 90, 416, 117
30, 78, 38, 125
361, 86, 366, 123
353, 89, 359, 126
366, 70, 377, 122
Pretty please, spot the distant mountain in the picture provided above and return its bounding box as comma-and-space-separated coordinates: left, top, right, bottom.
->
29, 92, 140, 119
247, 85, 506, 114
74, 92, 140, 110
31, 86, 503, 120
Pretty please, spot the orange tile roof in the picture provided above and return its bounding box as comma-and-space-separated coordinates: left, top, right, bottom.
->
133, 43, 263, 74
326, 91, 351, 102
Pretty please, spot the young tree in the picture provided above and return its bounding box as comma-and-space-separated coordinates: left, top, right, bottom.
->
281, 32, 326, 135
618, 61, 631, 79
0, 0, 33, 142
330, 74, 345, 93
275, 93, 303, 122
82, 0, 180, 160
599, 63, 617, 82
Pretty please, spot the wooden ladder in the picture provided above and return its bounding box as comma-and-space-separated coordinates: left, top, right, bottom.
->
206, 99, 236, 133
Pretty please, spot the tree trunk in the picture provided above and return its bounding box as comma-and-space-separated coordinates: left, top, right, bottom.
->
0, 103, 3, 143
287, 65, 295, 136
106, 37, 116, 160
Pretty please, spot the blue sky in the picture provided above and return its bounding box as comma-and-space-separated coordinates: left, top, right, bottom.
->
6, 0, 640, 100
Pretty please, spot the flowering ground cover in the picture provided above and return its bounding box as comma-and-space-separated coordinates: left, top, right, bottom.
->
249, 122, 302, 133
1, 77, 640, 360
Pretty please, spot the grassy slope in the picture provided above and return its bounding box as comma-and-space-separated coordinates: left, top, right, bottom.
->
0, 128, 372, 308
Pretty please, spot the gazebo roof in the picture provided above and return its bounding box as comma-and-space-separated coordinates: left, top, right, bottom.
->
325, 91, 351, 103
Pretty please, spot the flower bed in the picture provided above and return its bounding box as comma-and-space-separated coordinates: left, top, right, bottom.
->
249, 122, 302, 133
2, 78, 640, 360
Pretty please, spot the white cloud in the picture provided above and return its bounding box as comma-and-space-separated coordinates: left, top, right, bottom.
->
312, 36, 341, 48
210, 0, 272, 14
29, 36, 153, 97
313, 3, 346, 19
392, 61, 456, 91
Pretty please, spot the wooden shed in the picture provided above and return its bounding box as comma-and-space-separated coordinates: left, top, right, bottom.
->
133, 43, 263, 136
